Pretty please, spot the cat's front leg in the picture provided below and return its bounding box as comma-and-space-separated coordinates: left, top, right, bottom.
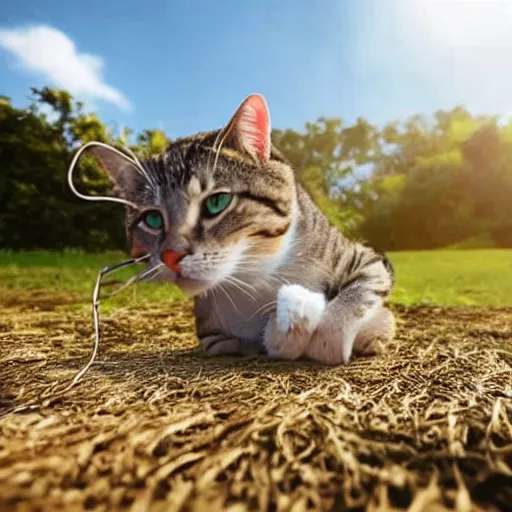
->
195, 295, 258, 357
305, 257, 394, 365
352, 306, 396, 357
199, 333, 260, 357
263, 284, 326, 360
305, 304, 396, 365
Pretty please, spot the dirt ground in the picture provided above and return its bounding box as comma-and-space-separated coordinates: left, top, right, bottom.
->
0, 288, 511, 512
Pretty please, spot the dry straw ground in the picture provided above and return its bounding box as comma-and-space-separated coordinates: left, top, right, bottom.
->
1, 288, 512, 511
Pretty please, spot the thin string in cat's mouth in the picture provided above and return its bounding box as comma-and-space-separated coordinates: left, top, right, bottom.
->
0, 254, 159, 418
2, 141, 163, 418
64, 141, 161, 389
68, 254, 157, 391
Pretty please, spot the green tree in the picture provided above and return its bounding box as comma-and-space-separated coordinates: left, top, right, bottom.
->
3, 86, 512, 252
136, 129, 169, 156
0, 88, 124, 250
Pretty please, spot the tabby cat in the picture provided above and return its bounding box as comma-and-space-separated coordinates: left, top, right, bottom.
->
88, 94, 395, 365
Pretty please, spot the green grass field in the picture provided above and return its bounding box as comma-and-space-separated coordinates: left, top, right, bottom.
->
0, 250, 185, 310
389, 249, 512, 306
0, 249, 510, 307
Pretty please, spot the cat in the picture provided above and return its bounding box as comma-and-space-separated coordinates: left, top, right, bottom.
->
87, 94, 396, 365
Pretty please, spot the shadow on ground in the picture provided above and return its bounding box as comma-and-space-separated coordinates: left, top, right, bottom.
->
1, 287, 511, 511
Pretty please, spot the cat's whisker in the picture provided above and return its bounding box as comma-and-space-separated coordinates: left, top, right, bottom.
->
260, 274, 292, 287
122, 145, 159, 191
224, 275, 259, 303
145, 266, 165, 283
205, 287, 220, 317
140, 264, 166, 284
215, 282, 242, 315
207, 129, 225, 175
104, 262, 164, 299
234, 257, 294, 279
135, 166, 157, 193
231, 263, 291, 286
211, 127, 231, 176
247, 300, 277, 321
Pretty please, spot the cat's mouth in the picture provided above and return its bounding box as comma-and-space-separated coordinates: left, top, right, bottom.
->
174, 275, 213, 296
153, 247, 248, 297
154, 264, 215, 296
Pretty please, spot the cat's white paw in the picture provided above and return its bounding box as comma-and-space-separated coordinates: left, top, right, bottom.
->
276, 284, 326, 334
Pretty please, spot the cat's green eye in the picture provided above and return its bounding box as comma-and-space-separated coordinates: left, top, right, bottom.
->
203, 193, 232, 218
142, 210, 164, 230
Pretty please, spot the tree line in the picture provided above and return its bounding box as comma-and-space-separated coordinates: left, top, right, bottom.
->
1, 87, 511, 252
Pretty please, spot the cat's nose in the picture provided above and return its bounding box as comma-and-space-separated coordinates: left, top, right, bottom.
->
161, 250, 186, 273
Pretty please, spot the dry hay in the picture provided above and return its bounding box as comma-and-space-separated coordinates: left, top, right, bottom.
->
0, 287, 511, 511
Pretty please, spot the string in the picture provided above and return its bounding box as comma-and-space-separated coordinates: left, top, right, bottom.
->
67, 140, 144, 210
1, 142, 157, 417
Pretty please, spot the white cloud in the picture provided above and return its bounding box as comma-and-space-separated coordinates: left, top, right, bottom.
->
0, 24, 131, 111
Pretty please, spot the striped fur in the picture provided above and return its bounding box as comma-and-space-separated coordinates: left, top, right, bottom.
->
91, 95, 396, 365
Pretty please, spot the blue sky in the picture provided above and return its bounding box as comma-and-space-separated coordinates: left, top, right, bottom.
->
2, 0, 512, 137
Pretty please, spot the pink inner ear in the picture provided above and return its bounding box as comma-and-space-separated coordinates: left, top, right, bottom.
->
235, 94, 270, 163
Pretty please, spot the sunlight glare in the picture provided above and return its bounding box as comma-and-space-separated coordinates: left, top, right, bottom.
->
408, 0, 512, 49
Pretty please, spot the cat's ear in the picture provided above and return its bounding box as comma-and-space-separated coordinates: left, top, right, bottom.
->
222, 93, 271, 165
85, 145, 141, 199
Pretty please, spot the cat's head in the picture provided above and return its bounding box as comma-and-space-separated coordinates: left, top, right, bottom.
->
88, 94, 297, 296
